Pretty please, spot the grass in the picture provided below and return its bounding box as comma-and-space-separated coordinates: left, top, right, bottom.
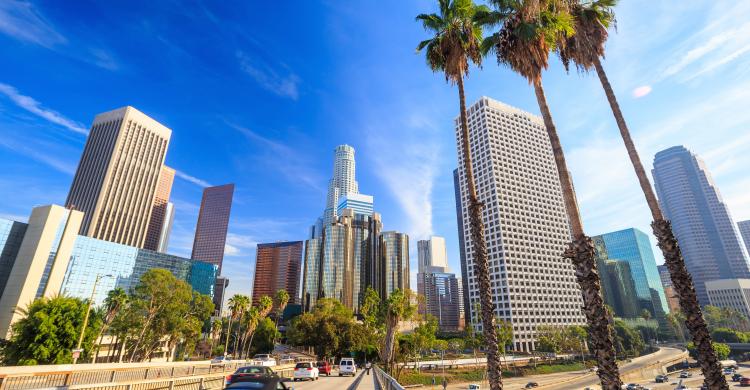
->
396, 360, 592, 386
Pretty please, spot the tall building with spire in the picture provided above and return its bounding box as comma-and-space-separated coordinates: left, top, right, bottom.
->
65, 106, 171, 248
323, 145, 359, 224
455, 97, 585, 352
652, 146, 750, 305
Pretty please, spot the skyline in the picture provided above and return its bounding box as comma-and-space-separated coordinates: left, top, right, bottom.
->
2, 1, 750, 300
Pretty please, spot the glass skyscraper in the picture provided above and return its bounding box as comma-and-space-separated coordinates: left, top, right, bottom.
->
379, 231, 409, 299
652, 146, 750, 305
0, 219, 27, 297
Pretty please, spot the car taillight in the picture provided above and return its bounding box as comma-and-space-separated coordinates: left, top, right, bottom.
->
307, 367, 312, 371
225, 375, 232, 384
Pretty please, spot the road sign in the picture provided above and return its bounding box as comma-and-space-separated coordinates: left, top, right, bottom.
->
72, 349, 83, 360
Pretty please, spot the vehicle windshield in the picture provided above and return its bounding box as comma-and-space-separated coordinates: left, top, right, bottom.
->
237, 367, 267, 374
295, 363, 311, 368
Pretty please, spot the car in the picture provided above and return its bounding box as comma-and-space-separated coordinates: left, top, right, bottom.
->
655, 375, 669, 383
253, 354, 277, 367
468, 385, 480, 390
625, 384, 640, 390
524, 382, 539, 389
700, 385, 708, 390
225, 377, 293, 390
317, 361, 332, 376
293, 362, 319, 381
742, 377, 750, 387
226, 366, 277, 386
212, 355, 231, 364
734, 373, 745, 382
679, 371, 691, 378
338, 358, 357, 376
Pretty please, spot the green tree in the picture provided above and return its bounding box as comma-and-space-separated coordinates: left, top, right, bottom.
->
287, 298, 370, 360
640, 309, 652, 321
688, 342, 730, 361
249, 318, 280, 356
3, 295, 102, 365
225, 294, 250, 356
93, 287, 128, 362
272, 290, 290, 345
412, 316, 438, 363
557, 0, 726, 386
613, 319, 645, 358
711, 328, 742, 343
415, 2, 502, 387
381, 289, 418, 373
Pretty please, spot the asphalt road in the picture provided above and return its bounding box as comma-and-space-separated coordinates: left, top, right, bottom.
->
620, 364, 750, 389
285, 369, 363, 390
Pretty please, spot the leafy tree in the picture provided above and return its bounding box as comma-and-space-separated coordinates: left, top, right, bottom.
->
711, 328, 742, 343
249, 318, 280, 356
415, 2, 503, 388
225, 294, 250, 356
613, 319, 645, 358
361, 286, 383, 330
667, 311, 688, 342
640, 309, 652, 321
93, 287, 128, 362
381, 289, 418, 373
412, 316, 438, 362
2, 295, 102, 365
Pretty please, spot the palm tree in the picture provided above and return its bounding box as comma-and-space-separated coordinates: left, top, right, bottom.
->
415, 1, 504, 388
380, 289, 418, 374
92, 288, 128, 363
210, 319, 222, 357
273, 290, 290, 344
240, 307, 261, 358
482, 1, 621, 388
225, 294, 250, 357
245, 295, 274, 357
557, 1, 727, 387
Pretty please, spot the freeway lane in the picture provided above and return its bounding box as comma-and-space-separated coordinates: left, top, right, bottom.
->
287, 369, 362, 390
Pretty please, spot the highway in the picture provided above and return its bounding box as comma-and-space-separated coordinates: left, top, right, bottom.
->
285, 368, 366, 390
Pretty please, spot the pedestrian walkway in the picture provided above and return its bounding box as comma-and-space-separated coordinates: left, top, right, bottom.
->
356, 369, 375, 389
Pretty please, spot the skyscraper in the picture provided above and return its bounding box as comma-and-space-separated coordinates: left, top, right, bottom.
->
337, 193, 374, 217
323, 145, 359, 224
657, 264, 681, 313
65, 106, 171, 248
593, 228, 669, 319
379, 231, 409, 299
144, 166, 175, 251
417, 237, 448, 273
739, 220, 750, 256
419, 269, 461, 332
156, 202, 175, 253
191, 184, 234, 273
652, 146, 750, 305
252, 241, 303, 306
455, 97, 585, 352
453, 168, 471, 324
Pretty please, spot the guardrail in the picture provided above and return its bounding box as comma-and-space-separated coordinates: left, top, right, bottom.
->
0, 362, 296, 390
373, 366, 405, 390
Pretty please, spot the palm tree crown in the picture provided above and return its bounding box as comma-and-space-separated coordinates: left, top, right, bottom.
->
558, 0, 615, 72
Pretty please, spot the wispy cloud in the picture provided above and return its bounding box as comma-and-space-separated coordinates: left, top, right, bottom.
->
0, 135, 76, 175
0, 1, 66, 48
236, 50, 300, 100
226, 122, 323, 191
173, 169, 212, 187
0, 82, 88, 134
631, 85, 652, 98
224, 232, 258, 258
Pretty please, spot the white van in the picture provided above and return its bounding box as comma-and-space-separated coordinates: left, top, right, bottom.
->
339, 358, 357, 376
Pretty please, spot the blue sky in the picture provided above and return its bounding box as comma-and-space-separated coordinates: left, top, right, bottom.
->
1, 1, 750, 302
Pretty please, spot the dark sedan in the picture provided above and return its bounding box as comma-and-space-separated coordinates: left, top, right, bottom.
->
225, 366, 277, 386
225, 378, 292, 390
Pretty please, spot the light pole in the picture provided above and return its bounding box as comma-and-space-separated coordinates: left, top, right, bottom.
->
73, 274, 113, 364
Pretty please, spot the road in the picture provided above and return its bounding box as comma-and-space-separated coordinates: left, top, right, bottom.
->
286, 369, 366, 390
617, 364, 750, 390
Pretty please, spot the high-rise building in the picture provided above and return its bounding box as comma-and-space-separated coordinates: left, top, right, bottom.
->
0, 206, 218, 338
706, 279, 750, 319
657, 264, 681, 314
379, 231, 409, 299
144, 166, 175, 251
657, 264, 672, 288
593, 229, 669, 319
455, 97, 585, 352
191, 184, 234, 273
65, 106, 171, 248
739, 220, 750, 257
323, 145, 359, 224
302, 238, 323, 311
419, 267, 461, 332
417, 237, 448, 274
156, 202, 175, 253
594, 254, 639, 319
453, 169, 471, 324
337, 193, 374, 217
652, 146, 750, 305
214, 277, 229, 316
0, 219, 27, 297
252, 241, 303, 306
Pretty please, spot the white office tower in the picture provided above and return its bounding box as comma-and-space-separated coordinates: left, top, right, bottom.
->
323, 145, 359, 224
156, 202, 175, 253
455, 97, 585, 352
417, 236, 449, 273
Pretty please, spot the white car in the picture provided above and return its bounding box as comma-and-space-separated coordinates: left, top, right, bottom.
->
293, 362, 319, 381
339, 358, 357, 376
252, 354, 277, 367
210, 356, 231, 364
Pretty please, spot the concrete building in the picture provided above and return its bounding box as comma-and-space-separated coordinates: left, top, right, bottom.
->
144, 166, 175, 252
252, 241, 303, 305
454, 97, 585, 352
706, 279, 750, 319
652, 146, 750, 305
739, 220, 750, 257
453, 169, 471, 324
0, 205, 218, 338
593, 229, 669, 318
65, 106, 171, 248
337, 193, 374, 217
657, 265, 681, 313
417, 236, 448, 274
418, 267, 461, 332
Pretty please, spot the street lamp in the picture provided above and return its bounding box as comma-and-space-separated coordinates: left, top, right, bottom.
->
72, 274, 113, 364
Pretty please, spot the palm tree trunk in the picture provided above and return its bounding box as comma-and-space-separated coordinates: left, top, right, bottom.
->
456, 76, 503, 390
593, 57, 727, 389
224, 316, 233, 356
533, 79, 622, 390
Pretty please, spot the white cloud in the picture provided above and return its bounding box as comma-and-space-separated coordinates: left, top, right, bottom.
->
224, 232, 258, 258
236, 51, 300, 100
173, 169, 212, 187
631, 85, 652, 98
0, 135, 76, 175
0, 82, 88, 134
0, 1, 66, 48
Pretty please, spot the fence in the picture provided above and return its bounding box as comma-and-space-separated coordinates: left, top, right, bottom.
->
372, 366, 404, 390
0, 362, 295, 390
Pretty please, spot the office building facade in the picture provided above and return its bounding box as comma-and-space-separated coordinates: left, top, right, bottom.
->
252, 241, 303, 305
323, 145, 359, 224
419, 268, 461, 332
596, 257, 640, 319
379, 231, 409, 300
657, 265, 681, 313
191, 184, 234, 273
706, 279, 750, 319
453, 169, 471, 324
144, 166, 175, 251
337, 193, 374, 217
652, 146, 750, 305
739, 220, 750, 257
454, 97, 585, 352
65, 106, 171, 248
417, 236, 448, 273
0, 219, 27, 297
302, 238, 323, 311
